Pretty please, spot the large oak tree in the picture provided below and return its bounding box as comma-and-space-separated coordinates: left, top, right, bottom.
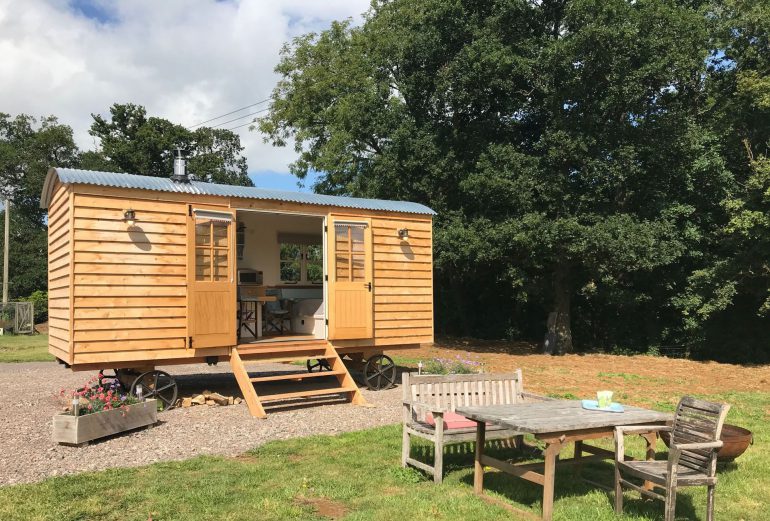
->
260, 0, 730, 353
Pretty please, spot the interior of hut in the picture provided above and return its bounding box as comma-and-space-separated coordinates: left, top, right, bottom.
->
234, 211, 325, 343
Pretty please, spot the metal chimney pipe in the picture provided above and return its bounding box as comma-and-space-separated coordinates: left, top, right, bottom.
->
171, 148, 189, 183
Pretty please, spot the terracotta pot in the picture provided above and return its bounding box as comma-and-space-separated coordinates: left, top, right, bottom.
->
659, 423, 753, 462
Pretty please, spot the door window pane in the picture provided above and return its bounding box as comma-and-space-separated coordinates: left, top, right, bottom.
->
335, 227, 349, 252
212, 222, 228, 247
351, 255, 365, 281
351, 226, 364, 252
195, 222, 211, 246
195, 248, 211, 281
194, 216, 230, 281
335, 254, 349, 281
213, 249, 228, 281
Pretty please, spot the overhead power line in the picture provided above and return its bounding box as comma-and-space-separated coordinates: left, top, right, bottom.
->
207, 108, 269, 129
187, 98, 270, 129
227, 119, 259, 131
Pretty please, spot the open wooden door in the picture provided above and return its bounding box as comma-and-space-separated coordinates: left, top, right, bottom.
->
327, 217, 373, 340
187, 205, 236, 349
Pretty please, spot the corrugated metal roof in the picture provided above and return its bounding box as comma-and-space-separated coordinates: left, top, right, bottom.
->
40, 168, 436, 215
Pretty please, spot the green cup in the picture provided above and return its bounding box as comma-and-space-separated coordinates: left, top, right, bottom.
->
597, 390, 613, 408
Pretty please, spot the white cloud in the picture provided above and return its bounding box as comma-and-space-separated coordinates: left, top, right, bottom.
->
0, 0, 369, 181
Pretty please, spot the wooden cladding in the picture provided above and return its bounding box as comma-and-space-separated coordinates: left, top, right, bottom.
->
69, 193, 190, 362
47, 182, 72, 362
49, 182, 433, 366
370, 216, 434, 344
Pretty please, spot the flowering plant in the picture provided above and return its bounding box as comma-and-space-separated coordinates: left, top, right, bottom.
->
57, 372, 138, 416
422, 353, 484, 375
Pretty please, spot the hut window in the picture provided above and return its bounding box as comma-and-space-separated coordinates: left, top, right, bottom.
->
279, 243, 323, 285
279, 244, 301, 283
334, 223, 366, 282
195, 219, 230, 282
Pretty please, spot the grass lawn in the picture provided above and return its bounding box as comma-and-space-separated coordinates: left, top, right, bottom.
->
0, 334, 52, 362
0, 390, 766, 520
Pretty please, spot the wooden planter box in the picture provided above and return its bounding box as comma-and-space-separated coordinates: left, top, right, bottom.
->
53, 399, 158, 445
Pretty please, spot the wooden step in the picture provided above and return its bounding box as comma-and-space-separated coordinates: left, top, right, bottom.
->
242, 354, 334, 364
260, 386, 357, 403
250, 370, 345, 383
229, 344, 367, 418
237, 339, 327, 348
236, 343, 328, 357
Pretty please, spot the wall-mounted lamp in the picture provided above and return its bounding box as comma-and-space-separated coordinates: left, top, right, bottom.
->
123, 209, 136, 226
398, 228, 409, 240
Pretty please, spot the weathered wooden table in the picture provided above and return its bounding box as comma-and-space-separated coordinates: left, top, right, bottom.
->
457, 400, 672, 521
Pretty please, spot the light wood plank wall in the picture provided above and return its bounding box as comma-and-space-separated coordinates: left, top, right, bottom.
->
70, 193, 189, 364
47, 181, 72, 362
54, 184, 433, 364
370, 215, 434, 345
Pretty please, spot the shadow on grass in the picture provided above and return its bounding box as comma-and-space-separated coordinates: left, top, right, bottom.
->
433, 336, 541, 357
409, 439, 700, 520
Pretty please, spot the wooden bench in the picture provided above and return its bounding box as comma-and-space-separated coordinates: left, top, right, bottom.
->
401, 370, 549, 483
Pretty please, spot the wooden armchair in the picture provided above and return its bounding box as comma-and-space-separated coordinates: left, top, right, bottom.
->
401, 370, 549, 483
614, 396, 730, 521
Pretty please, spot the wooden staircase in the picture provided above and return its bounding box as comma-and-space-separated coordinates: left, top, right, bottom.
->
230, 339, 367, 418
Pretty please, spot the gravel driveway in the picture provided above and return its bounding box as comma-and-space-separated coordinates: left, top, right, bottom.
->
0, 362, 403, 486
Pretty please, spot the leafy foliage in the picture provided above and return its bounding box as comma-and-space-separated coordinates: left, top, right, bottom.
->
0, 114, 78, 299
260, 0, 762, 357
89, 103, 252, 185
19, 290, 47, 323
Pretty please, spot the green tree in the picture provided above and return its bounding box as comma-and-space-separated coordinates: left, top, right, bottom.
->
0, 113, 79, 222
0, 114, 79, 299
260, 0, 729, 353
89, 103, 252, 186
672, 0, 770, 362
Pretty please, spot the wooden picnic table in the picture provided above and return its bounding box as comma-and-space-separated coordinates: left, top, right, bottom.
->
457, 400, 672, 521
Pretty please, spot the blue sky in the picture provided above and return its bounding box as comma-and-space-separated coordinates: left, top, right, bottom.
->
68, 0, 117, 24
250, 169, 323, 191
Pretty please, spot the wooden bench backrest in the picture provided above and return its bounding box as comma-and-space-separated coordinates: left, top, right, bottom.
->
402, 370, 524, 414
670, 396, 730, 476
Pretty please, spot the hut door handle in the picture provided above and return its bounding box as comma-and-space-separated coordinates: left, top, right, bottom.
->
365, 282, 372, 292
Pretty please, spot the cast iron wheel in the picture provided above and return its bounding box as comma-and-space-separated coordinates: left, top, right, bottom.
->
130, 370, 178, 411
363, 354, 396, 390
306, 359, 332, 372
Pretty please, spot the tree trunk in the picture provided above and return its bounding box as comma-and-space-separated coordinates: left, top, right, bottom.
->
544, 264, 573, 354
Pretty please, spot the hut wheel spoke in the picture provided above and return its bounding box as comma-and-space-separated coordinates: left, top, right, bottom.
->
130, 370, 178, 411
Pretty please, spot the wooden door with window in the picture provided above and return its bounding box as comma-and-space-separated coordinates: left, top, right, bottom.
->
327, 217, 373, 339
187, 206, 236, 349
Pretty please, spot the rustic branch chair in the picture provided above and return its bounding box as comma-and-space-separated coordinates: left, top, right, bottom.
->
614, 396, 730, 521
401, 370, 549, 483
